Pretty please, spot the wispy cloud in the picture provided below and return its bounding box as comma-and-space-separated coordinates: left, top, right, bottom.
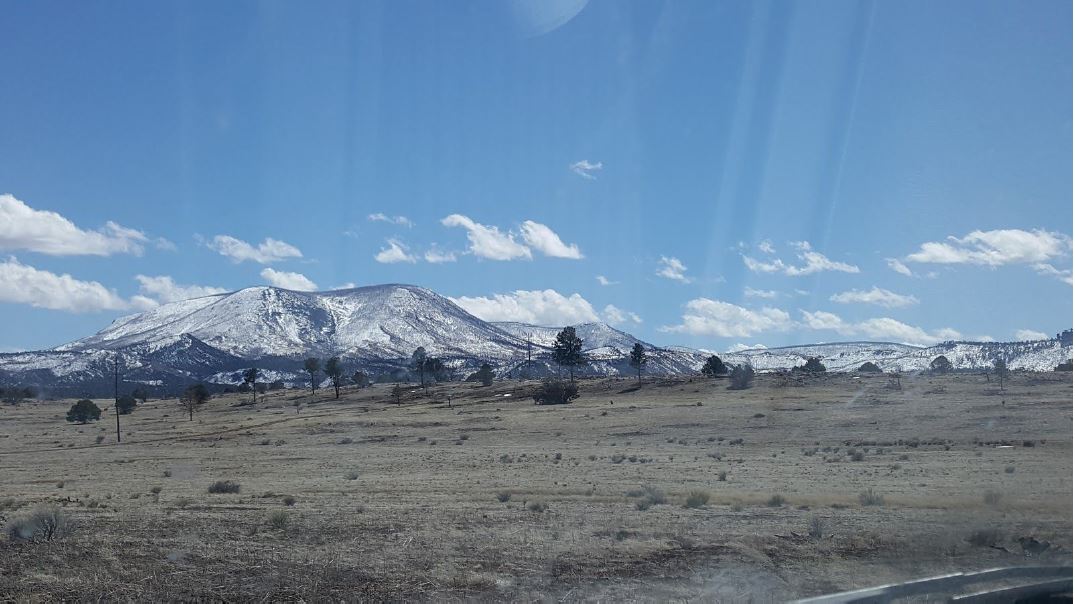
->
829, 286, 918, 308
423, 245, 458, 264
519, 220, 583, 259
441, 214, 532, 261
744, 287, 778, 299
569, 159, 602, 180
656, 256, 691, 283
451, 289, 599, 326
134, 275, 227, 305
800, 310, 960, 346
906, 228, 1070, 266
1014, 329, 1049, 341
742, 241, 859, 276
602, 304, 642, 325
660, 298, 792, 337
367, 213, 414, 227
595, 275, 617, 286
260, 268, 318, 291
0, 256, 129, 312
206, 235, 303, 264
374, 238, 418, 264
0, 194, 150, 256
886, 258, 913, 276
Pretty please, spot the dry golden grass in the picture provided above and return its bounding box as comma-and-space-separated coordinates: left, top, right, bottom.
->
0, 371, 1070, 600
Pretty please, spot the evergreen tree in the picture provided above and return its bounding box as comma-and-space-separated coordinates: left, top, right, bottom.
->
180, 384, 209, 421
66, 399, 101, 424
412, 347, 428, 386
303, 357, 321, 394
324, 356, 343, 399
628, 343, 647, 388
115, 394, 137, 415
552, 327, 584, 381
242, 367, 260, 403
701, 355, 727, 378
475, 363, 495, 386
352, 370, 370, 388
993, 358, 1009, 391
930, 355, 953, 374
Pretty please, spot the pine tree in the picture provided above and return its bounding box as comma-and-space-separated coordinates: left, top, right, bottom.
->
303, 357, 321, 394
242, 367, 260, 403
324, 356, 343, 399
701, 355, 727, 378
628, 343, 647, 388
552, 327, 584, 381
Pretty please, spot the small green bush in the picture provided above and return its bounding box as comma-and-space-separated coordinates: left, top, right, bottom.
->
685, 491, 710, 508
208, 480, 241, 494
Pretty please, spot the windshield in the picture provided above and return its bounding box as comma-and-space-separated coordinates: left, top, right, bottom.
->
0, 1, 1071, 600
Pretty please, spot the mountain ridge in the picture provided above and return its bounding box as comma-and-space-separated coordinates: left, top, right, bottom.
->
0, 284, 1069, 395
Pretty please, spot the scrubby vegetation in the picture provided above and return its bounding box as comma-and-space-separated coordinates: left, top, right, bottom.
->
532, 379, 579, 405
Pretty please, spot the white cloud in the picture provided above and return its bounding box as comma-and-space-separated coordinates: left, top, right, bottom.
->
423, 246, 458, 264
602, 304, 642, 325
785, 251, 859, 276
451, 289, 599, 326
1032, 263, 1073, 284
332, 282, 357, 290
886, 258, 913, 276
1015, 329, 1049, 341
744, 287, 778, 299
367, 213, 413, 227
569, 159, 602, 180
656, 256, 691, 283
0, 257, 129, 312
596, 275, 617, 286
207, 235, 303, 264
742, 241, 859, 276
441, 214, 532, 261
727, 343, 768, 353
799, 310, 960, 346
134, 275, 227, 304
519, 220, 583, 259
906, 229, 1071, 267
742, 256, 786, 273
0, 194, 149, 256
758, 240, 775, 254
660, 298, 792, 337
260, 268, 318, 291
829, 286, 919, 308
374, 239, 417, 264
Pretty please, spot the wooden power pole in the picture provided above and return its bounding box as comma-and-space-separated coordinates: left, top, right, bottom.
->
114, 354, 121, 443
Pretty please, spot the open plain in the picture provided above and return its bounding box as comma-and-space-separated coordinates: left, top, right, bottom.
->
0, 371, 1071, 601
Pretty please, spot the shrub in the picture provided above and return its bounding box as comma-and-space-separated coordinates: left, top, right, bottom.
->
282, 495, 296, 506
532, 379, 579, 405
6, 505, 70, 542
267, 510, 289, 530
116, 395, 138, 415
208, 480, 241, 494
728, 364, 755, 390
95, 435, 105, 444
717, 471, 727, 481
767, 494, 786, 507
858, 488, 884, 506
66, 399, 101, 424
967, 528, 1002, 547
858, 362, 882, 373
808, 516, 826, 539
150, 486, 162, 495
930, 355, 953, 374
496, 491, 512, 502
345, 471, 359, 481
527, 501, 548, 512
797, 357, 826, 373
1056, 359, 1072, 372
848, 449, 865, 462
1004, 466, 1015, 474
983, 490, 1002, 506
685, 491, 710, 508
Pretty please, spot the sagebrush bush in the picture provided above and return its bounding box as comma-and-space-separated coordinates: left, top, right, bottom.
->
6, 505, 70, 542
807, 516, 827, 539
267, 510, 289, 530
685, 491, 710, 508
496, 491, 511, 503
767, 494, 786, 507
858, 488, 884, 506
208, 480, 241, 494
532, 379, 579, 405
527, 501, 548, 512
983, 490, 1002, 506
282, 495, 296, 506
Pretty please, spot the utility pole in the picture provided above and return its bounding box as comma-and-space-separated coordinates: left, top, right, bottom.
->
114, 354, 121, 443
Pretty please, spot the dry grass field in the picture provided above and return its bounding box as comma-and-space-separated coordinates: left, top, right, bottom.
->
0, 371, 1071, 601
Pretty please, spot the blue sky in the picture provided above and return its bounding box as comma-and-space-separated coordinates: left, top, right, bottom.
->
0, 0, 1071, 352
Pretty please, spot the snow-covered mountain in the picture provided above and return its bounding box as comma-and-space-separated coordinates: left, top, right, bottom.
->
0, 284, 1069, 395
